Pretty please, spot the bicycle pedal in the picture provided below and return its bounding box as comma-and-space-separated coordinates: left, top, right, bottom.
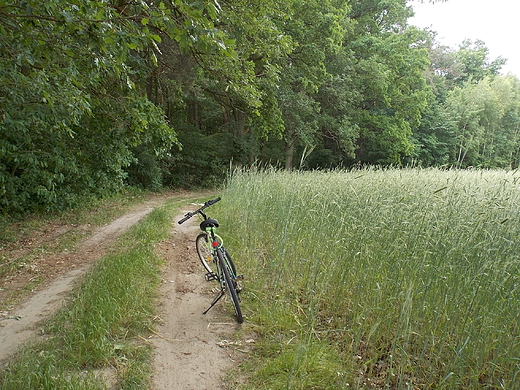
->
235, 275, 244, 281
205, 272, 218, 281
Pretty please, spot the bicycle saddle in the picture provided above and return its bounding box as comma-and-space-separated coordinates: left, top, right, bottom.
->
200, 218, 219, 231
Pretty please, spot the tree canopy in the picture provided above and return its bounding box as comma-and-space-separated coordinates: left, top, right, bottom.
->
1, 0, 519, 215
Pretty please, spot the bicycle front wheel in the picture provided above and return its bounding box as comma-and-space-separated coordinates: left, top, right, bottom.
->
196, 233, 216, 275
223, 248, 237, 276
217, 249, 243, 324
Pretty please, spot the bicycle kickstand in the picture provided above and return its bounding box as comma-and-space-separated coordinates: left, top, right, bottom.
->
202, 288, 225, 315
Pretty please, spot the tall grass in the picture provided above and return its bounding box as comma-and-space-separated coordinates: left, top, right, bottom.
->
219, 168, 520, 389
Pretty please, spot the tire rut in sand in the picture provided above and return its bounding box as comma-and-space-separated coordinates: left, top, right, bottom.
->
0, 200, 161, 367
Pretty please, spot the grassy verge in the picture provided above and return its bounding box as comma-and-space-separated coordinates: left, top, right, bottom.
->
0, 196, 187, 390
217, 168, 520, 389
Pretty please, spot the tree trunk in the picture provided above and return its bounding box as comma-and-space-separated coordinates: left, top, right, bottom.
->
355, 136, 365, 162
285, 137, 295, 171
234, 110, 247, 138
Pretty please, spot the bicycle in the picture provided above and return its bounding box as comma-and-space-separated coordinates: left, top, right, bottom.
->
178, 197, 244, 324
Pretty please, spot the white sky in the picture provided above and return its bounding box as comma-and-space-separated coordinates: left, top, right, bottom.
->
407, 0, 520, 77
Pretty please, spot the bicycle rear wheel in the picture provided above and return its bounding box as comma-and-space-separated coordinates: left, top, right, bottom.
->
217, 249, 243, 324
196, 233, 216, 275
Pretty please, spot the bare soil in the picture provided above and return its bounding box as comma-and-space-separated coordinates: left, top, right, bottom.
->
0, 194, 251, 389
151, 207, 249, 389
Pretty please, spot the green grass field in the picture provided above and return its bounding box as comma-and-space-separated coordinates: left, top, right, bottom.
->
218, 168, 520, 389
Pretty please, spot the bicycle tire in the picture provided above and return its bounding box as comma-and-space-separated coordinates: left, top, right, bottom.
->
196, 233, 216, 274
222, 248, 237, 276
217, 249, 243, 324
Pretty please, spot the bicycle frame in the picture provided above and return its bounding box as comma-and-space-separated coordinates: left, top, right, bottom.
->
200, 225, 224, 281
202, 225, 239, 283
203, 225, 224, 251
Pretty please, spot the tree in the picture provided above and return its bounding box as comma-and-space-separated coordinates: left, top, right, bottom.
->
267, 0, 348, 170
0, 0, 239, 213
344, 0, 431, 164
311, 50, 361, 168
444, 75, 520, 168
408, 27, 520, 168
454, 40, 506, 85
409, 102, 456, 166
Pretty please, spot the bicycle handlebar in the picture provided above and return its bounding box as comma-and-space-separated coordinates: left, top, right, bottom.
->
177, 197, 221, 224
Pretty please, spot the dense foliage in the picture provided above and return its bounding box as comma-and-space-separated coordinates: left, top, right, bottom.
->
1, 0, 519, 214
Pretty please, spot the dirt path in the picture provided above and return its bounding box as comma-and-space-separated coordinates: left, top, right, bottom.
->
0, 195, 249, 388
151, 208, 245, 389
0, 197, 163, 365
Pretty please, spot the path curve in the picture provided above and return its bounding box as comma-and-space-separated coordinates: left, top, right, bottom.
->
0, 201, 160, 365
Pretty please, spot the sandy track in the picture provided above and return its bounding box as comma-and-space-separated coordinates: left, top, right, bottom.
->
0, 201, 159, 365
151, 209, 243, 389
